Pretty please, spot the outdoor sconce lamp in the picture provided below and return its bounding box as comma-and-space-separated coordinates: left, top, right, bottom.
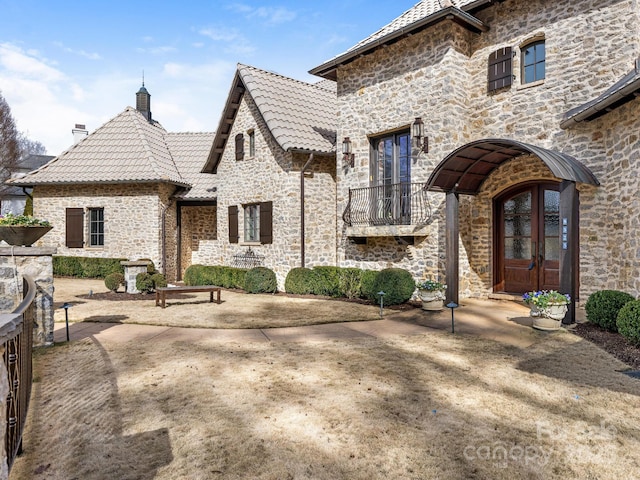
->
342, 137, 355, 167
412, 117, 429, 153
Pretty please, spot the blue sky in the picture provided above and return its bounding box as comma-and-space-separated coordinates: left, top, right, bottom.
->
0, 0, 416, 155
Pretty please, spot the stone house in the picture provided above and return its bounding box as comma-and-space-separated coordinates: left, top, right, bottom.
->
309, 0, 640, 321
8, 85, 215, 281
199, 64, 337, 288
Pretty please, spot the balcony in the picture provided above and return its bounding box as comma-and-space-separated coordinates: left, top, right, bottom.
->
342, 182, 432, 237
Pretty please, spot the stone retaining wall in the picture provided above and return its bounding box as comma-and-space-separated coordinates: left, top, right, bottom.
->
0, 247, 55, 347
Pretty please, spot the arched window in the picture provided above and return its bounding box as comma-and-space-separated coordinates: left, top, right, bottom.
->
521, 40, 545, 84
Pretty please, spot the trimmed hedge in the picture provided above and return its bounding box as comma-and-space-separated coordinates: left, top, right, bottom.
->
617, 300, 640, 345
585, 290, 635, 332
151, 273, 168, 289
338, 267, 364, 299
53, 256, 126, 278
368, 268, 415, 305
104, 272, 124, 292
360, 270, 380, 301
285, 267, 315, 295
311, 266, 342, 297
244, 267, 277, 294
183, 265, 247, 289
136, 272, 154, 293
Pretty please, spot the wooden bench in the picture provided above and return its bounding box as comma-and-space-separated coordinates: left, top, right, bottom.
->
155, 285, 221, 309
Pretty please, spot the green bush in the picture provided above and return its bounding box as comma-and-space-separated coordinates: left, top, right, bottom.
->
284, 267, 316, 295
585, 290, 635, 332
617, 300, 640, 345
244, 267, 277, 294
104, 272, 125, 292
338, 268, 364, 299
360, 270, 379, 301
151, 273, 168, 289
183, 265, 247, 289
136, 272, 154, 294
53, 256, 125, 278
368, 268, 415, 305
137, 258, 156, 274
312, 266, 342, 297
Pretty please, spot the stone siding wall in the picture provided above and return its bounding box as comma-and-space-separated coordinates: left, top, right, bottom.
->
180, 205, 217, 278
195, 91, 336, 289
32, 183, 175, 277
336, 0, 640, 297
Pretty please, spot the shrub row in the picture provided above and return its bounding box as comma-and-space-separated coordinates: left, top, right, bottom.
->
54, 256, 125, 278
183, 264, 417, 305
586, 289, 640, 345
284, 266, 414, 305
136, 272, 168, 293
184, 265, 248, 289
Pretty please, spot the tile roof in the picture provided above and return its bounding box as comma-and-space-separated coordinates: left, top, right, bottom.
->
166, 132, 216, 200
309, 0, 486, 79
9, 107, 191, 188
202, 64, 336, 173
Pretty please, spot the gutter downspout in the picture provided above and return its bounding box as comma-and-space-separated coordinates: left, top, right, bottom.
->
300, 154, 314, 268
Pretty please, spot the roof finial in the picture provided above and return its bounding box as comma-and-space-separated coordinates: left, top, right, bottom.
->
142, 70, 145, 87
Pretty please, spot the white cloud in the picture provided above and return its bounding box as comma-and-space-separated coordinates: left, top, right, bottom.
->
198, 27, 255, 55
135, 45, 178, 55
227, 3, 297, 25
53, 42, 101, 60
0, 43, 64, 82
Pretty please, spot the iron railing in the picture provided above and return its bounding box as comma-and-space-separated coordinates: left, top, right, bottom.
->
1, 276, 35, 473
343, 182, 432, 227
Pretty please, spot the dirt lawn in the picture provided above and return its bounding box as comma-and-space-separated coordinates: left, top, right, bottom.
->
9, 279, 640, 479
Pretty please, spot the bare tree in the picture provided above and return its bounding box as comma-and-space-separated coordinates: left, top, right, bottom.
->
0, 91, 22, 186
0, 91, 47, 200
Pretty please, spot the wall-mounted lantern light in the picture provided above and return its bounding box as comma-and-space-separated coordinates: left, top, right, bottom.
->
342, 137, 355, 167
412, 117, 429, 153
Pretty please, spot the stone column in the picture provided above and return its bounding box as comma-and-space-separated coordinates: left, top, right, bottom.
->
0, 247, 56, 347
121, 261, 151, 294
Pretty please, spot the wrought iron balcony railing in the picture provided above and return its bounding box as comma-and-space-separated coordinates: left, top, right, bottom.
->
2, 276, 35, 474
343, 182, 432, 227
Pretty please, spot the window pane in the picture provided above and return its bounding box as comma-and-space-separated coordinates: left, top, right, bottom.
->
505, 238, 531, 260
545, 238, 560, 261
524, 65, 535, 83
244, 205, 259, 242
504, 216, 531, 236
536, 62, 545, 81
504, 192, 531, 214
545, 214, 560, 237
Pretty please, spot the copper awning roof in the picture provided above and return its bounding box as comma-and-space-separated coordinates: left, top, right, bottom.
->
427, 139, 600, 195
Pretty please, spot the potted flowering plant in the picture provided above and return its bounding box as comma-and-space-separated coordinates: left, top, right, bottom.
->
0, 213, 52, 246
416, 279, 446, 311
522, 290, 570, 330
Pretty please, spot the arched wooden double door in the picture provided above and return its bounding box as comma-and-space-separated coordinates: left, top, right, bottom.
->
494, 183, 560, 294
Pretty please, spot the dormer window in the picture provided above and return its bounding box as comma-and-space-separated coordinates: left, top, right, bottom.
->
522, 40, 545, 84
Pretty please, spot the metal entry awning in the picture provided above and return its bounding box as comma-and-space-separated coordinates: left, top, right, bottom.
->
427, 139, 600, 195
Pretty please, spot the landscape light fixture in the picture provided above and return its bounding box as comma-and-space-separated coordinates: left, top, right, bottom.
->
412, 117, 429, 153
342, 137, 355, 167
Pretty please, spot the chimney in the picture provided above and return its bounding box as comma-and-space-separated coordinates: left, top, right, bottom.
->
136, 83, 152, 122
72, 124, 88, 144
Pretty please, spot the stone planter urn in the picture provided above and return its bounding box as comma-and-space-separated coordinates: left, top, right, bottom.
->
0, 226, 53, 247
531, 303, 568, 331
418, 289, 445, 311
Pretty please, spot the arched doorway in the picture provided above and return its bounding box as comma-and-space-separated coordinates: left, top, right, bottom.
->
494, 182, 560, 294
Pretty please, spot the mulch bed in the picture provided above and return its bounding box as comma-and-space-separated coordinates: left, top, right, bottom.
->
571, 322, 640, 370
